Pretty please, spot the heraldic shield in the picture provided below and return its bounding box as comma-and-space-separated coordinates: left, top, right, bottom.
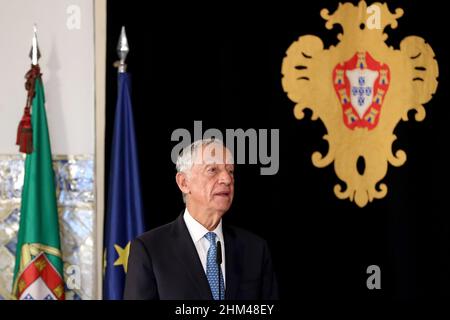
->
333, 51, 390, 130
281, 1, 438, 207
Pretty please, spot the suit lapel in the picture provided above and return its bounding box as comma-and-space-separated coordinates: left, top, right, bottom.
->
224, 225, 241, 300
172, 214, 213, 299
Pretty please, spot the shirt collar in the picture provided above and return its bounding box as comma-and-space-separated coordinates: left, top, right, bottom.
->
183, 208, 224, 243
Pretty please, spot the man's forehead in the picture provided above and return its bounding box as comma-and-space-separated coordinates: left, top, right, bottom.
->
194, 144, 234, 165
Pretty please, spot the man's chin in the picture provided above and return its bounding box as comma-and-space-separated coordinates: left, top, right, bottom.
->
212, 200, 232, 213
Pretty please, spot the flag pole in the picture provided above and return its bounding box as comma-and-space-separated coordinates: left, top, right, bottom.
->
29, 24, 41, 65
116, 26, 129, 73
16, 24, 42, 154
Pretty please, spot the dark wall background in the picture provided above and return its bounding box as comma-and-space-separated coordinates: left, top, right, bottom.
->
106, 0, 450, 301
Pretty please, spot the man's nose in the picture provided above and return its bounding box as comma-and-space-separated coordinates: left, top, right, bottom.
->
219, 170, 232, 185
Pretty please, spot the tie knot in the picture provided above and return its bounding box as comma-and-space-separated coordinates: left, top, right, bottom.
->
204, 232, 217, 243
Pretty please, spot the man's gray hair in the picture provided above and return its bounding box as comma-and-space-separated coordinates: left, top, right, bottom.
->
176, 138, 226, 174
176, 138, 226, 203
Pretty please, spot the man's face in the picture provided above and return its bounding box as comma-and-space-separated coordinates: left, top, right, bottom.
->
184, 144, 234, 216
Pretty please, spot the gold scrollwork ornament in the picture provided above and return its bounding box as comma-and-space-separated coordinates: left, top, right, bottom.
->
282, 1, 438, 207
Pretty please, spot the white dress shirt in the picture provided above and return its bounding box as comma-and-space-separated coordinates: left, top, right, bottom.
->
183, 208, 226, 286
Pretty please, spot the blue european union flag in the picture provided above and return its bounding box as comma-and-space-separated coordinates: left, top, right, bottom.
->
103, 72, 145, 299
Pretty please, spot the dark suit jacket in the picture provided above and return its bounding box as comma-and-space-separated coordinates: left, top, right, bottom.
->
124, 214, 278, 300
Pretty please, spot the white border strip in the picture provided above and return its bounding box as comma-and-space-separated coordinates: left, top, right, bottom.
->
94, 0, 106, 300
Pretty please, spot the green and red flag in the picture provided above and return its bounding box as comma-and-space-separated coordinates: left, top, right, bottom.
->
12, 64, 65, 300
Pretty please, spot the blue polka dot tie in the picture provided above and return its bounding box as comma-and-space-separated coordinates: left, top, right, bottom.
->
204, 232, 225, 300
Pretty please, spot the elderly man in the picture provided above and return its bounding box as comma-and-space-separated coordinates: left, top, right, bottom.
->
124, 138, 278, 300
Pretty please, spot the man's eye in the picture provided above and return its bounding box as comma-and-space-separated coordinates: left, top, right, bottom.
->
207, 167, 217, 173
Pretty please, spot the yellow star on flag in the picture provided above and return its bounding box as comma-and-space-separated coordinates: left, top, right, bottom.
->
113, 242, 131, 273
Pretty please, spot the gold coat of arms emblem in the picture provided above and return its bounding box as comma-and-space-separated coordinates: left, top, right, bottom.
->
282, 1, 439, 207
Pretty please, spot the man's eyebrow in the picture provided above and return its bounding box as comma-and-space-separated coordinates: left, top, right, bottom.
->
203, 163, 216, 168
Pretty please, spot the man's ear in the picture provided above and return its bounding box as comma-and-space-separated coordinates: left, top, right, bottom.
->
176, 172, 190, 194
